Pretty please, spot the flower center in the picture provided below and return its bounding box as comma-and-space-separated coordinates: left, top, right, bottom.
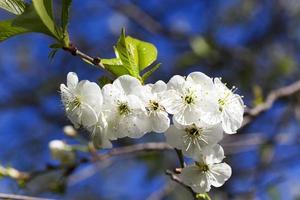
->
66, 96, 81, 111
181, 89, 196, 105
196, 162, 209, 172
186, 127, 201, 136
184, 95, 194, 104
149, 100, 159, 111
183, 125, 207, 151
118, 102, 131, 116
218, 98, 226, 112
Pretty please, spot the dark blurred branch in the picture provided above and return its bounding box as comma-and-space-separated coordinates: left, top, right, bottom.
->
165, 170, 197, 197
106, 1, 184, 39
2, 143, 172, 182
146, 181, 175, 200
107, 1, 163, 34
94, 142, 172, 161
0, 193, 53, 200
243, 80, 300, 127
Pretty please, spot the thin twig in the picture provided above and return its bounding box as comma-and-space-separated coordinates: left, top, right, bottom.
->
0, 193, 54, 200
95, 142, 172, 161
175, 149, 186, 168
62, 44, 105, 69
2, 143, 172, 182
242, 80, 300, 127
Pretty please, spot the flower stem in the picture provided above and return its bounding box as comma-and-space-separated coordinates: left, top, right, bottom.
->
174, 148, 185, 168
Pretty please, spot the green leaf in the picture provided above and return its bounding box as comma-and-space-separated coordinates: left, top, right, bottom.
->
0, 4, 54, 42
196, 193, 211, 200
98, 76, 112, 88
101, 58, 131, 76
61, 0, 72, 46
48, 48, 58, 60
61, 0, 72, 32
49, 43, 64, 49
0, 0, 26, 15
141, 63, 161, 81
0, 19, 28, 42
115, 29, 137, 76
32, 0, 62, 40
126, 36, 157, 71
100, 28, 158, 79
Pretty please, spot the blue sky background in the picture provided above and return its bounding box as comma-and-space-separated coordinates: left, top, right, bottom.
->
1, 0, 300, 199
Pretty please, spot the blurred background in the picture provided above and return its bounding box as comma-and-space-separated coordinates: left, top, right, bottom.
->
1, 0, 300, 199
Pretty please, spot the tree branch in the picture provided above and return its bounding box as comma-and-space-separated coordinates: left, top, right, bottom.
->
0, 193, 53, 200
62, 44, 106, 69
165, 170, 197, 198
242, 80, 300, 127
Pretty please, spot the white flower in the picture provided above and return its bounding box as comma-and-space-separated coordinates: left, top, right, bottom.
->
60, 72, 103, 128
133, 80, 172, 133
102, 75, 150, 139
207, 78, 244, 134
165, 120, 223, 157
49, 140, 75, 166
165, 72, 217, 125
179, 144, 232, 193
87, 112, 112, 149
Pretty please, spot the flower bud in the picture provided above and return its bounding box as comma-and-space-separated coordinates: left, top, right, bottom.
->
49, 140, 75, 166
63, 125, 77, 137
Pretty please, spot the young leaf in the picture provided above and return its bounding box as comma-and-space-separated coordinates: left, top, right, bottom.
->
61, 0, 72, 32
61, 0, 72, 46
141, 63, 161, 81
0, 0, 26, 15
101, 58, 131, 76
32, 0, 62, 40
98, 76, 112, 88
0, 19, 28, 42
126, 36, 157, 71
115, 29, 138, 76
48, 48, 58, 60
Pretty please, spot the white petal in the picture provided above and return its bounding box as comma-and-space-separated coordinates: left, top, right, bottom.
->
102, 83, 122, 102
203, 144, 225, 164
80, 81, 103, 108
173, 106, 201, 125
151, 111, 170, 133
127, 95, 145, 110
80, 103, 98, 127
208, 163, 232, 187
164, 125, 184, 149
221, 108, 243, 134
180, 165, 211, 193
187, 72, 214, 91
152, 80, 167, 93
60, 84, 72, 105
132, 85, 152, 102
118, 114, 148, 138
197, 121, 223, 145
167, 75, 185, 91
92, 132, 112, 149
66, 107, 81, 128
113, 75, 141, 95
67, 72, 78, 89
162, 92, 183, 115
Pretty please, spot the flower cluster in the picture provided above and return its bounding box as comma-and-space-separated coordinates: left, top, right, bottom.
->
60, 71, 244, 193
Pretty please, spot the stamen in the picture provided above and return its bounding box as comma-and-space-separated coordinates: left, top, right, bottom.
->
118, 102, 131, 116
